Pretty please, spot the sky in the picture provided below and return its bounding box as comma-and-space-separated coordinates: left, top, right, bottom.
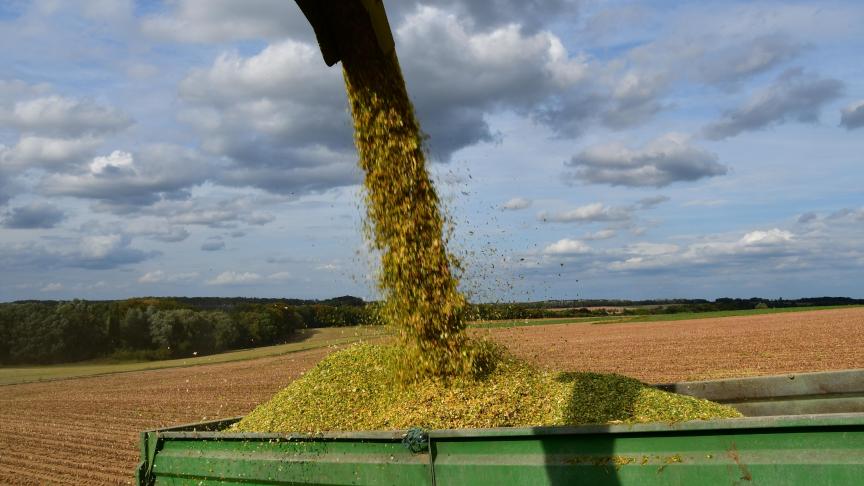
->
0, 0, 862, 302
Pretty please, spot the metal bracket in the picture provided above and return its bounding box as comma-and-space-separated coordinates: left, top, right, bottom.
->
136, 431, 162, 486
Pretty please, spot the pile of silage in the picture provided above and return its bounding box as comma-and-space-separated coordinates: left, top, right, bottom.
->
232, 344, 741, 434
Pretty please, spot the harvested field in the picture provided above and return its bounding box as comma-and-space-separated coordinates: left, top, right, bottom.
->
1, 307, 862, 484
0, 346, 337, 485
488, 307, 864, 382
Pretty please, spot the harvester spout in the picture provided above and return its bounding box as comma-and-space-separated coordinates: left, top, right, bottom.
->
294, 0, 396, 66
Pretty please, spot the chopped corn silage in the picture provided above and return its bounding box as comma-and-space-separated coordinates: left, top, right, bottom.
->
232, 344, 741, 434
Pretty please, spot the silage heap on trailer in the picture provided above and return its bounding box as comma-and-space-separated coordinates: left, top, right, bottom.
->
137, 369, 864, 485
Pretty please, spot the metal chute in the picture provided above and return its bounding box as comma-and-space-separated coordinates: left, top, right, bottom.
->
294, 0, 395, 66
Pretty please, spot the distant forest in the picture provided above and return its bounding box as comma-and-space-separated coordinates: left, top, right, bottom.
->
1, 296, 860, 365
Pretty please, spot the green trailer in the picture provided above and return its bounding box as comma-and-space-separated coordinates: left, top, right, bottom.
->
137, 369, 864, 485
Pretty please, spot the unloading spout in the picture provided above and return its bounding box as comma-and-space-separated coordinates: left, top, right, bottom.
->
294, 0, 395, 67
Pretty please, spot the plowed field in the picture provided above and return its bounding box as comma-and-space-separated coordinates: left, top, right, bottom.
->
1, 307, 862, 485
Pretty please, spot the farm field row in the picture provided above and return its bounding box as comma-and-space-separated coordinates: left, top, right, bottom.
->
473, 305, 859, 328
1, 307, 862, 484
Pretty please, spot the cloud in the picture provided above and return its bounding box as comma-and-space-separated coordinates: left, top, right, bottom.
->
175, 6, 598, 193
178, 40, 359, 195
149, 226, 190, 243
397, 7, 591, 152
393, 0, 580, 33
2, 202, 65, 229
796, 207, 864, 226
141, 0, 309, 43
0, 80, 51, 104
0, 135, 102, 169
4, 95, 131, 137
544, 238, 592, 255
540, 203, 632, 224
206, 271, 262, 286
840, 100, 864, 130
200, 238, 225, 251
583, 229, 617, 241
797, 212, 819, 224
828, 208, 864, 221
135, 195, 278, 229
739, 229, 793, 246
205, 270, 300, 285
40, 146, 210, 208
40, 282, 63, 292
0, 233, 157, 270
704, 68, 844, 140
695, 35, 802, 86
0, 86, 133, 177
142, 0, 579, 45
501, 197, 532, 211
138, 270, 199, 284
629, 33, 802, 89
636, 195, 670, 209
565, 133, 727, 187
609, 228, 797, 272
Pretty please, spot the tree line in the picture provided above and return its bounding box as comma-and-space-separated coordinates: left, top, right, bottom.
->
1, 296, 859, 365
0, 297, 370, 365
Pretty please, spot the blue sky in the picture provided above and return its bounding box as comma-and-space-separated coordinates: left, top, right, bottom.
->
0, 0, 862, 302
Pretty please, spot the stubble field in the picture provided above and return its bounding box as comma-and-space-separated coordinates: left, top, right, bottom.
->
1, 307, 862, 485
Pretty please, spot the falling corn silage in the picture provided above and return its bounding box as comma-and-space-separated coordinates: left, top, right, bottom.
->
234, 2, 741, 433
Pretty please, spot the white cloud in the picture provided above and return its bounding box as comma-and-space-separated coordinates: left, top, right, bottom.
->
40, 144, 210, 207
40, 282, 63, 292
0, 135, 102, 169
540, 203, 632, 223
565, 133, 727, 187
583, 229, 617, 241
138, 270, 199, 284
89, 150, 134, 174
501, 197, 532, 211
122, 220, 192, 243
8, 95, 131, 137
0, 234, 155, 270
544, 238, 592, 255
626, 242, 680, 256
740, 229, 794, 246
138, 195, 278, 228
268, 271, 292, 280
0, 88, 132, 198
79, 234, 124, 259
206, 271, 263, 285
141, 0, 307, 43
178, 40, 359, 195
609, 228, 798, 272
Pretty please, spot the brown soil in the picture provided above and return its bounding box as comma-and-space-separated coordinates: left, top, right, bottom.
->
0, 347, 335, 485
1, 308, 862, 484
486, 307, 864, 382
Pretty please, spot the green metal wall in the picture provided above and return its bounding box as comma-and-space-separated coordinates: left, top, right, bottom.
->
138, 414, 864, 485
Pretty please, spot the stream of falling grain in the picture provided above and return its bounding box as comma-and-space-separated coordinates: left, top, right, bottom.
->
337, 4, 491, 381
